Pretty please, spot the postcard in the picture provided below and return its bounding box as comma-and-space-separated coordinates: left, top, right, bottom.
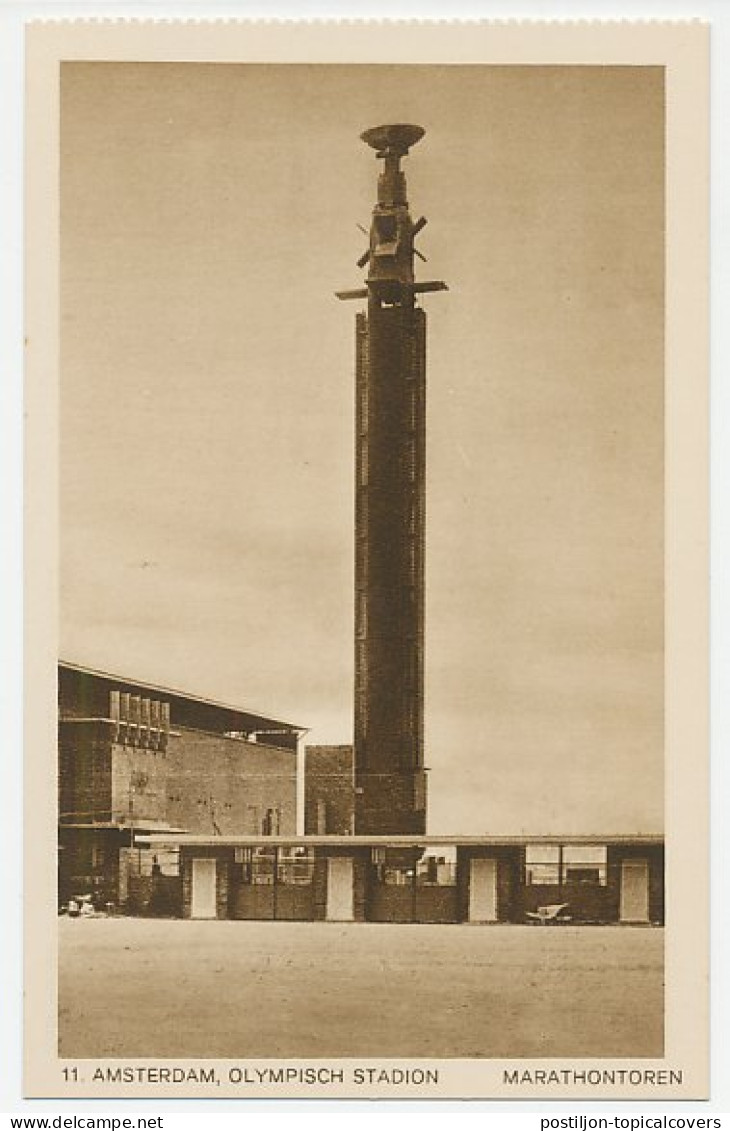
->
24, 19, 709, 1100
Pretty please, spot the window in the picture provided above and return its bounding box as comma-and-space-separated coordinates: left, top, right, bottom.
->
153, 847, 180, 876
562, 845, 607, 886
525, 845, 560, 886
262, 807, 281, 836
407, 385, 418, 432
356, 501, 368, 542
525, 844, 607, 886
356, 593, 367, 639
405, 439, 417, 482
277, 848, 314, 886
234, 847, 313, 886
412, 770, 427, 811
565, 867, 602, 884
235, 847, 275, 885
358, 384, 368, 434
374, 213, 398, 249
355, 641, 368, 679
416, 854, 457, 887
381, 866, 413, 887
407, 536, 418, 580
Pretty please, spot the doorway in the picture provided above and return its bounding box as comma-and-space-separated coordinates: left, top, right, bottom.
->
469, 857, 498, 922
620, 858, 650, 923
191, 857, 217, 919
326, 856, 354, 921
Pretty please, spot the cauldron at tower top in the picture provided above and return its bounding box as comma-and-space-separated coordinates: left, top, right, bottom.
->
360, 123, 425, 154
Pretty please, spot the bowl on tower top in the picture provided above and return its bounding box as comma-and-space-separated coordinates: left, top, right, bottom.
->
360, 124, 425, 157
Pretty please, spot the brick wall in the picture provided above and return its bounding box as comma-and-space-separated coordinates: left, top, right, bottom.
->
354, 771, 427, 836
312, 854, 328, 919
521, 881, 617, 922
58, 666, 110, 719
59, 721, 113, 824
304, 746, 354, 834
58, 827, 123, 905
166, 729, 297, 836
108, 728, 297, 836
353, 853, 369, 921
110, 740, 168, 826
127, 873, 183, 917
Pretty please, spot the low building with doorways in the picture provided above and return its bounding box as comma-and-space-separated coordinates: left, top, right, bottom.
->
58, 661, 305, 914
137, 833, 664, 926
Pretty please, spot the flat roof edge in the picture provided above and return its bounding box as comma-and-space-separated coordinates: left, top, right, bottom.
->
135, 833, 665, 848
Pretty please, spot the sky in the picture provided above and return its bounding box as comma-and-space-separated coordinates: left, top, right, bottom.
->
60, 62, 664, 835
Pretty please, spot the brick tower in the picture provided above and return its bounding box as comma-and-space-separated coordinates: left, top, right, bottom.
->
337, 124, 446, 835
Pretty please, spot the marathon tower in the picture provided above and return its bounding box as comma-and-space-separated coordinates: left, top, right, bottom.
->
337, 125, 446, 835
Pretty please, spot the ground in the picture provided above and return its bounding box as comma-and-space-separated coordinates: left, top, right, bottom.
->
59, 918, 663, 1059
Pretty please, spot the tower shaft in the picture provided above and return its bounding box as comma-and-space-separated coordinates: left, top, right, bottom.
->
354, 299, 427, 834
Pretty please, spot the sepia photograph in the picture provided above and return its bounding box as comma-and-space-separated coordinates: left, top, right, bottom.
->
21, 19, 709, 1101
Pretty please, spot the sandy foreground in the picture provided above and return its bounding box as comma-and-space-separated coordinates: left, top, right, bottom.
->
59, 918, 663, 1059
